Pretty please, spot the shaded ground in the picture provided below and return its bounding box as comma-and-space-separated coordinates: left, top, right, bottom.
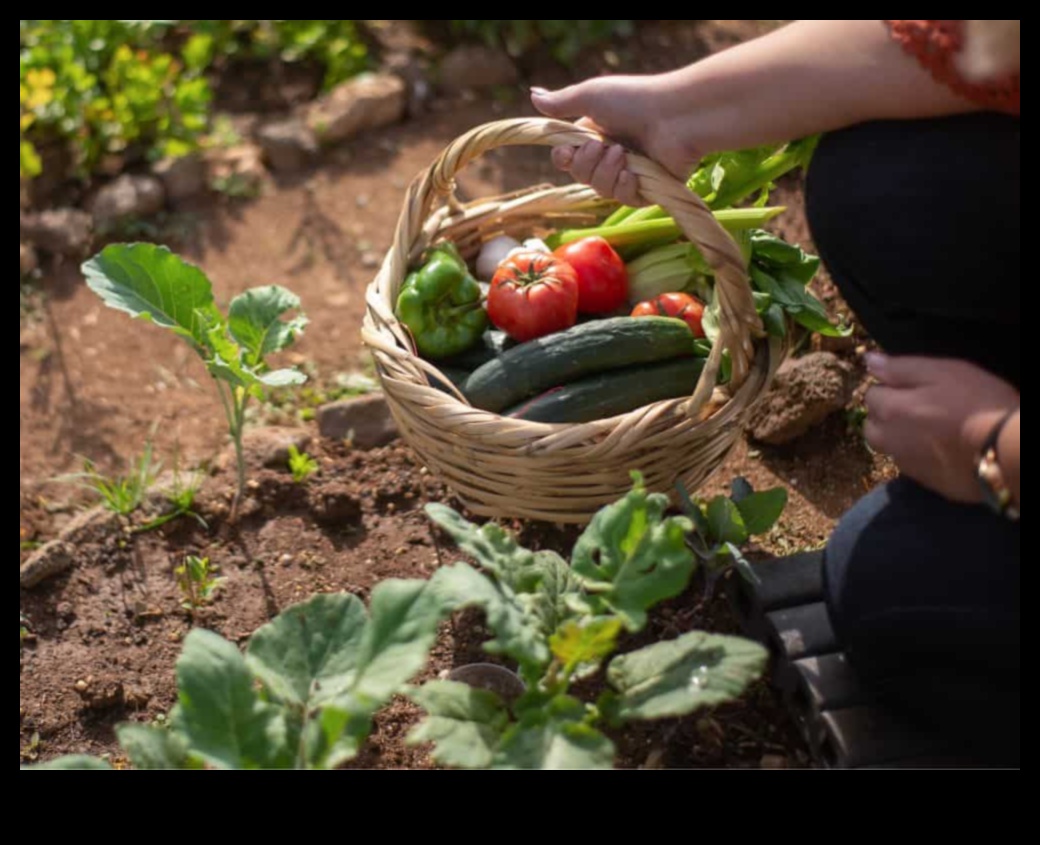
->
20, 20, 892, 768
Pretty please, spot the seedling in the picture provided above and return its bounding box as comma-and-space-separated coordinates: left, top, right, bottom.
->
287, 445, 319, 483
82, 244, 307, 520
677, 477, 788, 596
60, 441, 159, 516
137, 465, 208, 533
175, 555, 224, 614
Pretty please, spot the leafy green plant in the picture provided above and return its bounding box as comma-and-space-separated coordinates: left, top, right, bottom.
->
174, 555, 224, 613
287, 445, 319, 483
20, 21, 211, 178
448, 20, 634, 63
412, 474, 768, 770
28, 581, 450, 770
60, 441, 159, 516
677, 478, 787, 594
20, 20, 370, 182
82, 243, 308, 520
142, 465, 207, 532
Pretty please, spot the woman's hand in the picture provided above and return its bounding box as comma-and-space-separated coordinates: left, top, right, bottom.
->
532, 76, 703, 206
532, 21, 982, 205
865, 354, 1020, 504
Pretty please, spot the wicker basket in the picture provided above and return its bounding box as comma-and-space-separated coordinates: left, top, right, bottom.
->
362, 118, 783, 523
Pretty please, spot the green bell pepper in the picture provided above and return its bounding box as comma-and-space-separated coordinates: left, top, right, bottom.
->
395, 246, 488, 360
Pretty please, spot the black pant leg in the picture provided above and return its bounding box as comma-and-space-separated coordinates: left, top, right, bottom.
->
806, 114, 1021, 387
824, 479, 1020, 764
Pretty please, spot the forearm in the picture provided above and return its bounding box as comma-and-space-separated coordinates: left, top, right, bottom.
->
659, 20, 981, 155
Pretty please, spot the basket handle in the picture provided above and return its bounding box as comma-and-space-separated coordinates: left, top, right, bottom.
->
390, 117, 762, 416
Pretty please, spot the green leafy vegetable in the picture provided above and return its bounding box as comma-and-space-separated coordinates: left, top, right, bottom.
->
607, 631, 768, 720
413, 475, 767, 770
82, 243, 307, 519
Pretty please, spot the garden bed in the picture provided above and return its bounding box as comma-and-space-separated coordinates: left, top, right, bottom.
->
20, 20, 891, 769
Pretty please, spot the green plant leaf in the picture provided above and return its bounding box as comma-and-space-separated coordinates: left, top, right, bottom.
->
608, 631, 768, 720
735, 488, 788, 536
173, 629, 293, 770
24, 755, 113, 770
570, 476, 696, 631
82, 244, 221, 349
424, 503, 541, 589
706, 496, 749, 545
246, 593, 368, 708
429, 562, 550, 669
228, 285, 308, 366
260, 368, 307, 387
549, 617, 623, 670
303, 702, 374, 770
115, 723, 193, 770
407, 680, 509, 769
526, 550, 583, 635
492, 694, 614, 770
351, 579, 447, 703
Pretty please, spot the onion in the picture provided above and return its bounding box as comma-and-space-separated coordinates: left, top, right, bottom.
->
476, 236, 522, 281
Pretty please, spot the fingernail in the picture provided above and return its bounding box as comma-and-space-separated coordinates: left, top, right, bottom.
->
530, 86, 550, 98
865, 352, 887, 375
556, 147, 574, 166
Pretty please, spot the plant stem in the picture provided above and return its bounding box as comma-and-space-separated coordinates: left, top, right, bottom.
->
216, 382, 250, 523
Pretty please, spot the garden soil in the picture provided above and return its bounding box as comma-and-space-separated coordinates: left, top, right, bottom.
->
19, 20, 894, 769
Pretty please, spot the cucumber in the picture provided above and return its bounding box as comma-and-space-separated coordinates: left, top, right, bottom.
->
428, 365, 471, 395
462, 317, 695, 413
505, 356, 706, 424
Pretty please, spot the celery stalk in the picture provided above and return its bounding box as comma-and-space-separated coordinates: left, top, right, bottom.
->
548, 206, 786, 256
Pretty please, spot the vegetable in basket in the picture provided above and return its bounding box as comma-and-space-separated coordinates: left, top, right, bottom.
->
626, 243, 712, 305
487, 250, 579, 342
631, 292, 706, 338
395, 242, 488, 359
553, 236, 629, 314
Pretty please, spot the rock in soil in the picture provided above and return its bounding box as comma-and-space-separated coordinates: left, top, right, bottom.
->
256, 117, 319, 172
20, 208, 93, 256
318, 393, 398, 449
306, 73, 406, 145
748, 352, 856, 446
20, 507, 123, 589
90, 174, 166, 226
218, 427, 313, 472
20, 540, 75, 589
20, 242, 38, 276
72, 674, 125, 711
152, 153, 208, 201
438, 46, 519, 93
206, 143, 266, 195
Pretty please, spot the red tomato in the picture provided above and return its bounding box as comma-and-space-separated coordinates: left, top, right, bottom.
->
488, 251, 579, 342
631, 292, 707, 338
554, 237, 628, 314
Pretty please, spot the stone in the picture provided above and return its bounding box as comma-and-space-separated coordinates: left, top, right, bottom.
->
438, 45, 519, 93
152, 153, 208, 201
20, 541, 75, 589
748, 352, 856, 445
317, 393, 398, 449
218, 427, 313, 472
207, 143, 266, 198
20, 243, 38, 276
20, 208, 93, 256
256, 117, 319, 172
306, 73, 406, 145
90, 174, 166, 226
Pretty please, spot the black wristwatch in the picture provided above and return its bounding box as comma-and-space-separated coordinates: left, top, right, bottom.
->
977, 408, 1020, 521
